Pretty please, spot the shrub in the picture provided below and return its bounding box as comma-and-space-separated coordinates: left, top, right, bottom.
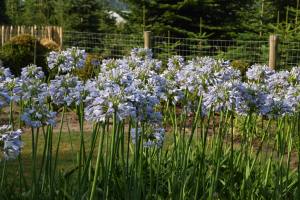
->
229, 60, 250, 81
76, 54, 103, 83
0, 34, 59, 77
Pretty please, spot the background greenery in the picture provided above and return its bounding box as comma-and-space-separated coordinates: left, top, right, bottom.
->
2, 0, 300, 41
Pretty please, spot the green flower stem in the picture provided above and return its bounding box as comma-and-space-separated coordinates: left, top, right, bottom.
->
9, 91, 14, 130
105, 118, 109, 169
155, 147, 162, 200
17, 96, 23, 194
105, 112, 117, 199
0, 159, 7, 199
180, 94, 202, 200
36, 126, 48, 195
163, 100, 170, 130
149, 147, 153, 200
194, 107, 212, 199
119, 119, 127, 198
65, 107, 77, 173
298, 112, 300, 198
41, 125, 51, 193
52, 104, 65, 178
90, 122, 106, 200
80, 122, 100, 184
209, 110, 224, 199
126, 117, 132, 199
134, 119, 139, 200
230, 109, 234, 200
77, 104, 85, 198
140, 123, 145, 198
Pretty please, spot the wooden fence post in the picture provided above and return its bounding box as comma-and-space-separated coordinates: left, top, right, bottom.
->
60, 27, 63, 49
31, 26, 34, 37
1, 26, 4, 47
48, 26, 52, 40
53, 26, 56, 42
144, 31, 151, 49
21, 25, 25, 34
5, 26, 8, 43
14, 26, 17, 37
18, 26, 20, 35
34, 25, 37, 38
269, 35, 279, 71
10, 26, 13, 40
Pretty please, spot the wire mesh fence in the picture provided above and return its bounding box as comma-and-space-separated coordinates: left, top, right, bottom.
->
279, 42, 300, 70
2, 26, 300, 70
63, 31, 144, 59
152, 36, 270, 66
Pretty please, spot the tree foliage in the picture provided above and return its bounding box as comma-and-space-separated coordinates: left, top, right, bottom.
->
2, 0, 300, 41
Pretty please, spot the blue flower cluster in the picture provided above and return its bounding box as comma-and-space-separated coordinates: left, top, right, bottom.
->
21, 64, 44, 80
49, 74, 84, 106
47, 47, 87, 73
0, 125, 24, 162
130, 125, 166, 148
4, 46, 300, 149
21, 96, 57, 128
131, 47, 152, 61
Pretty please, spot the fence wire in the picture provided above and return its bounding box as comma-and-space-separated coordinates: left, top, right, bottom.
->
63, 31, 144, 59
279, 42, 300, 70
2, 27, 300, 70
153, 36, 270, 66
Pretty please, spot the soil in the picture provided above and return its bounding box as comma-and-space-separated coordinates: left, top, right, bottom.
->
1, 105, 299, 169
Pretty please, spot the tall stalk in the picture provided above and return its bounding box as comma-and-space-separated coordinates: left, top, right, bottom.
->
90, 122, 106, 199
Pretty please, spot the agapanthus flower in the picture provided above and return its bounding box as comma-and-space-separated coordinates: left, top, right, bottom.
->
0, 92, 10, 109
64, 47, 87, 70
49, 74, 84, 105
91, 59, 100, 67
284, 86, 300, 112
0, 125, 24, 162
167, 56, 185, 70
21, 64, 44, 80
131, 47, 152, 60
262, 94, 292, 118
130, 125, 166, 148
178, 57, 232, 94
84, 83, 135, 123
287, 66, 300, 86
47, 47, 87, 73
202, 80, 247, 115
47, 50, 66, 70
242, 82, 267, 115
85, 70, 163, 125
21, 96, 57, 128
0, 66, 13, 82
246, 64, 275, 83
265, 70, 290, 95
12, 78, 48, 101
100, 59, 122, 72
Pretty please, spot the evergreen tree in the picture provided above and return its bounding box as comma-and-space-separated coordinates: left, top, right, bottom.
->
121, 0, 250, 39
62, 0, 115, 33
200, 0, 249, 40
5, 0, 23, 25
120, 0, 205, 37
0, 0, 9, 25
22, 0, 51, 26
235, 0, 277, 41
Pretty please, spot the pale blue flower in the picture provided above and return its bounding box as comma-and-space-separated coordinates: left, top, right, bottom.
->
0, 125, 24, 162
